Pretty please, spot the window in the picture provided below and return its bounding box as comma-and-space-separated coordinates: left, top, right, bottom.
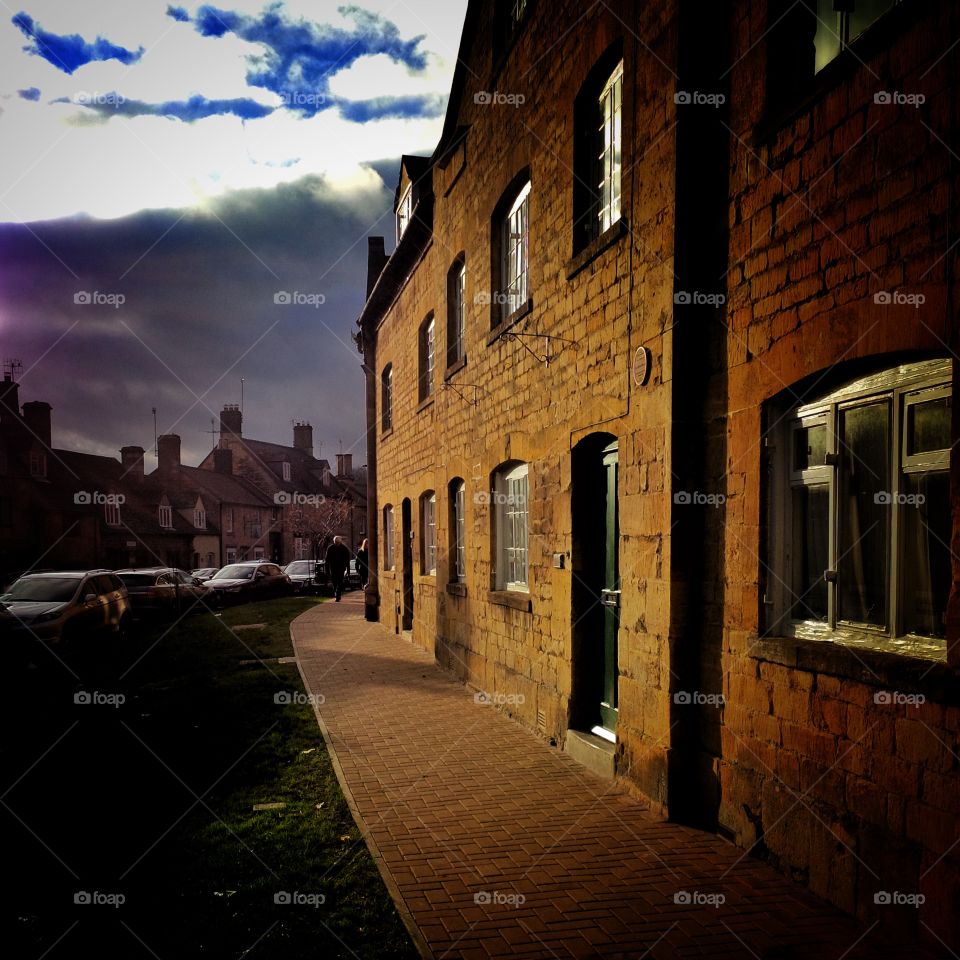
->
573, 49, 624, 252
396, 184, 412, 241
294, 536, 309, 560
597, 62, 623, 235
194, 504, 206, 529
249, 511, 262, 538
496, 0, 530, 51
493, 462, 529, 591
766, 358, 950, 659
447, 258, 466, 367
420, 491, 437, 575
450, 479, 466, 582
159, 503, 172, 528
282, 462, 291, 482
226, 547, 237, 564
253, 546, 265, 561
105, 501, 121, 526
418, 315, 435, 403
814, 0, 901, 72
381, 364, 393, 432
383, 505, 395, 569
225, 507, 234, 533
29, 451, 46, 478
498, 181, 530, 323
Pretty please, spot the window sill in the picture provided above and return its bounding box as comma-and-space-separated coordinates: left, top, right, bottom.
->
381, 426, 393, 439
488, 590, 532, 613
416, 574, 436, 586
751, 633, 959, 702
416, 395, 434, 414
446, 581, 467, 597
566, 218, 628, 280
444, 355, 467, 380
487, 299, 533, 346
380, 569, 396, 580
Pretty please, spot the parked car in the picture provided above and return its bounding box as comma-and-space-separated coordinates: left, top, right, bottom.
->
115, 567, 215, 617
283, 560, 325, 594
190, 567, 220, 581
202, 562, 291, 604
0, 570, 131, 649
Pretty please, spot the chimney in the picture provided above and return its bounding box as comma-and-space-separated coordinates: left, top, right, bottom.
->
0, 374, 20, 425
336, 453, 353, 477
214, 447, 233, 474
121, 445, 145, 483
220, 403, 242, 439
22, 401, 51, 448
366, 237, 388, 298
293, 421, 313, 457
157, 434, 181, 478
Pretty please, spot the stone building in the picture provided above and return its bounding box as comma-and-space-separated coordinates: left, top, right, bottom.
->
357, 0, 959, 949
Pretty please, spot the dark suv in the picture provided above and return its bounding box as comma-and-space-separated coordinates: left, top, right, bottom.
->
202, 561, 291, 604
0, 570, 131, 647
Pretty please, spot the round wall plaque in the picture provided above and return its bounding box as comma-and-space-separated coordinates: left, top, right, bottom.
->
633, 346, 651, 386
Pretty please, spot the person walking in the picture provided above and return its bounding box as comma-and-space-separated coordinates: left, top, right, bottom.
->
356, 538, 369, 590
325, 536, 351, 602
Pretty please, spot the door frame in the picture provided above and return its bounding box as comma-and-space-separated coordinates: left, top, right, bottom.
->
401, 497, 414, 631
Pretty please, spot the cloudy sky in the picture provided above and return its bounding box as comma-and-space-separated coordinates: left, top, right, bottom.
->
0, 0, 467, 466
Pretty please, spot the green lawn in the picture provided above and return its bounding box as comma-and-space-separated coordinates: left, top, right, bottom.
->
2, 597, 418, 958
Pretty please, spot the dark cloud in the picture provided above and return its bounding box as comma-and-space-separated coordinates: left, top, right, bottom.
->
56, 92, 274, 122
0, 173, 397, 466
165, 5, 191, 22
17, 86, 40, 100
173, 4, 433, 120
12, 11, 144, 74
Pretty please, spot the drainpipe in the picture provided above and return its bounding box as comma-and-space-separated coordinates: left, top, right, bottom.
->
360, 330, 380, 622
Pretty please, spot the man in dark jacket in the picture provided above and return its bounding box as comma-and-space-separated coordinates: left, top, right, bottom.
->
325, 536, 351, 601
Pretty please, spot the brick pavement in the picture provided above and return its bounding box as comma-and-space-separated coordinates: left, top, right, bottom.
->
291, 595, 928, 960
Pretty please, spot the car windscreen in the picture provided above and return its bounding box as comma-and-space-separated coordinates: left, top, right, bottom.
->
1, 577, 80, 602
212, 565, 255, 580
285, 562, 314, 575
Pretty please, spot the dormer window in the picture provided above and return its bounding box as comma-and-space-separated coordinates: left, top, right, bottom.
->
194, 502, 206, 529
29, 451, 46, 478
159, 503, 172, 528
282, 462, 291, 482
396, 184, 413, 241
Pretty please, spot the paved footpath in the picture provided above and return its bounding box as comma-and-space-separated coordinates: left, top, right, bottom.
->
292, 595, 928, 960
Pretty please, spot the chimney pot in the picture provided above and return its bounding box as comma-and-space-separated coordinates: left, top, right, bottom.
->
220, 404, 242, 439
336, 453, 353, 477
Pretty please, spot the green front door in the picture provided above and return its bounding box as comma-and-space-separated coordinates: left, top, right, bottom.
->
599, 442, 620, 733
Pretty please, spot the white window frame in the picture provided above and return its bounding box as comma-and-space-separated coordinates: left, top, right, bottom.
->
159, 503, 172, 528
494, 463, 529, 591
767, 357, 951, 660
382, 365, 393, 432
105, 502, 121, 527
421, 491, 437, 575
419, 316, 435, 401
396, 183, 413, 241
597, 61, 623, 234
501, 181, 530, 319
225, 507, 234, 533
383, 505, 395, 570
448, 260, 466, 366
253, 546, 265, 561
452, 480, 466, 582
194, 505, 206, 529
282, 462, 291, 482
